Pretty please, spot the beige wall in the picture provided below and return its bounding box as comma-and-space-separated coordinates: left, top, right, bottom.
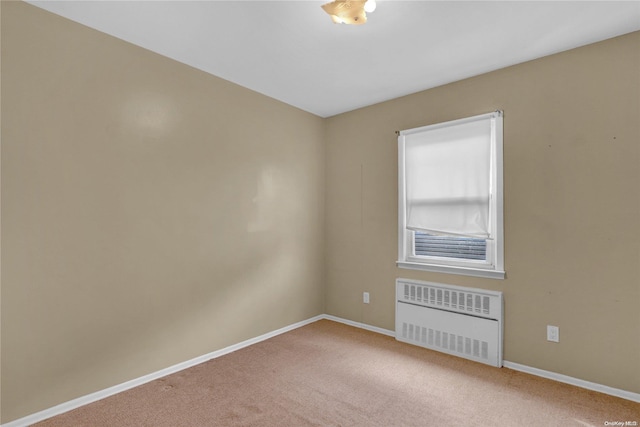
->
325, 31, 640, 394
1, 2, 325, 422
2, 1, 639, 423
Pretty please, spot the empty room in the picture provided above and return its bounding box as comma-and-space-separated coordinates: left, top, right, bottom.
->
1, 1, 639, 425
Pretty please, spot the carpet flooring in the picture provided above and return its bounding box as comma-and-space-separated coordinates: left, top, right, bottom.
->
34, 319, 639, 426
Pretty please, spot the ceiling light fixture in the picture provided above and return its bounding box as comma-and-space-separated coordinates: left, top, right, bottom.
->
321, 0, 376, 25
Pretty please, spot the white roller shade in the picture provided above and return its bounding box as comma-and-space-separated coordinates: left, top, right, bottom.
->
402, 115, 494, 238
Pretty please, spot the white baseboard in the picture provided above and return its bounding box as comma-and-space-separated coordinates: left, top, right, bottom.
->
3, 314, 638, 426
501, 361, 640, 403
322, 314, 396, 337
2, 315, 324, 427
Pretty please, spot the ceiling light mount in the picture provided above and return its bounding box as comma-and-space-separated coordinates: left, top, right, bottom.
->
321, 0, 376, 25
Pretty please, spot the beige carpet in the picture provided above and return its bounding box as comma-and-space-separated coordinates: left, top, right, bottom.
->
35, 319, 639, 426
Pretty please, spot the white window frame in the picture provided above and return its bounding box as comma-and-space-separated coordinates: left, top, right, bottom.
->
397, 111, 505, 280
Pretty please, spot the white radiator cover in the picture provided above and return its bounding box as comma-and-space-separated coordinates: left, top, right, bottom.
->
396, 278, 503, 367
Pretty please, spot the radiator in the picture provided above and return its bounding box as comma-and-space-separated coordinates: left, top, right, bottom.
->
396, 278, 503, 367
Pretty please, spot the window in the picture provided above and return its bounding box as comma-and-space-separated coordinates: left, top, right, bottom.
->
397, 111, 504, 279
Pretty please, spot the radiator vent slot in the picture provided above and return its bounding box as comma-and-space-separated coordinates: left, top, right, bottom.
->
401, 323, 490, 360
396, 279, 503, 367
402, 282, 496, 318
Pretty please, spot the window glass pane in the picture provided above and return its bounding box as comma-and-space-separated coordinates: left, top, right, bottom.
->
414, 231, 486, 261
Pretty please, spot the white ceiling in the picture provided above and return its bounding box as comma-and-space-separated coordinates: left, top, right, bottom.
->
28, 1, 640, 118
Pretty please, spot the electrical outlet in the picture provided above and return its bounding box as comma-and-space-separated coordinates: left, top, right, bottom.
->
547, 325, 559, 342
363, 292, 370, 304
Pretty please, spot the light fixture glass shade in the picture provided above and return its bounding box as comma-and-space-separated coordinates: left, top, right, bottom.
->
321, 0, 369, 25
364, 0, 376, 13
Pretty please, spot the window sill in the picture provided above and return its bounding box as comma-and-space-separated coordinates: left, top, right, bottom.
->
396, 261, 505, 280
